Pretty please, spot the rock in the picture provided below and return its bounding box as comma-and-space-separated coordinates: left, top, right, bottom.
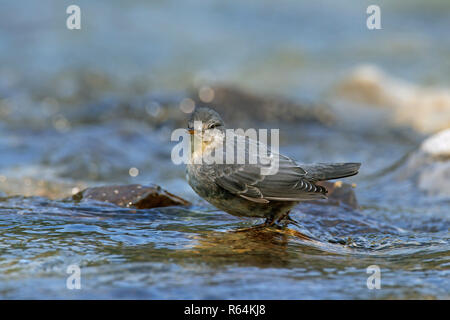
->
72, 184, 191, 209
396, 129, 450, 196
191, 86, 334, 127
335, 65, 450, 134
420, 129, 450, 158
314, 181, 359, 209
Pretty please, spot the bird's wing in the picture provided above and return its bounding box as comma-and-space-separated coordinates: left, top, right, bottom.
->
301, 162, 361, 181
207, 136, 327, 203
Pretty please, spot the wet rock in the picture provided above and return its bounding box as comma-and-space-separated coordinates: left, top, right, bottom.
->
314, 181, 359, 209
396, 129, 450, 196
191, 86, 335, 127
335, 65, 450, 134
72, 184, 191, 209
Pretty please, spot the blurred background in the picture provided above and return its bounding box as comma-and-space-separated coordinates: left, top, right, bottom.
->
0, 0, 449, 195
0, 0, 449, 299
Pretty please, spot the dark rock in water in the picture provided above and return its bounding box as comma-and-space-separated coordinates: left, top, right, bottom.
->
72, 184, 191, 209
313, 181, 358, 209
192, 86, 334, 127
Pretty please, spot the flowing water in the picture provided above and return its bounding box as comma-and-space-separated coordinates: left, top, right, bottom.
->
0, 0, 449, 299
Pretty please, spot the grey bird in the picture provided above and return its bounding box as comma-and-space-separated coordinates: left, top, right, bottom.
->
186, 107, 361, 225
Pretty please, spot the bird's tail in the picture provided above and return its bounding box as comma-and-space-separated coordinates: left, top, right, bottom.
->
302, 162, 361, 181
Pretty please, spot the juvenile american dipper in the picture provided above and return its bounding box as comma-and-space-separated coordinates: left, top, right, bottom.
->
186, 107, 360, 225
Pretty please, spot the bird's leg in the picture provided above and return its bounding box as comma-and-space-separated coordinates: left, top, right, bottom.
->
284, 216, 303, 229
275, 210, 291, 224
274, 211, 315, 240
275, 211, 305, 229
263, 216, 275, 227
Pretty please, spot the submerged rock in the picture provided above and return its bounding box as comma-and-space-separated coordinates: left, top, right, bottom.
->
72, 184, 191, 209
396, 129, 450, 196
335, 65, 450, 134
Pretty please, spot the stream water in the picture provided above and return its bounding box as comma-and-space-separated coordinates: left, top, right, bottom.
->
0, 0, 449, 299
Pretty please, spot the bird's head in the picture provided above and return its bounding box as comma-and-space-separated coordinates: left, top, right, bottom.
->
187, 107, 225, 157
187, 107, 225, 137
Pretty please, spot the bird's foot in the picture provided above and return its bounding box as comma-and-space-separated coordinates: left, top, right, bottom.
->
233, 217, 275, 232
264, 216, 276, 227
275, 211, 293, 225
282, 215, 303, 228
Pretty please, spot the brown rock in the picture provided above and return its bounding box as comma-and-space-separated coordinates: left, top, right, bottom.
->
72, 184, 190, 209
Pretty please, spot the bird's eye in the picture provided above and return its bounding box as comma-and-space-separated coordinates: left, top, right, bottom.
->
208, 123, 219, 129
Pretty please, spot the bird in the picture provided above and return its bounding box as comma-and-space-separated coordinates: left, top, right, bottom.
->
186, 107, 360, 226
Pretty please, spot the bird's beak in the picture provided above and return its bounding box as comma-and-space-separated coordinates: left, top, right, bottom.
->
187, 129, 195, 135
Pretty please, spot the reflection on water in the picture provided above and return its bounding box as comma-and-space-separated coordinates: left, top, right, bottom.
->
0, 0, 449, 299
